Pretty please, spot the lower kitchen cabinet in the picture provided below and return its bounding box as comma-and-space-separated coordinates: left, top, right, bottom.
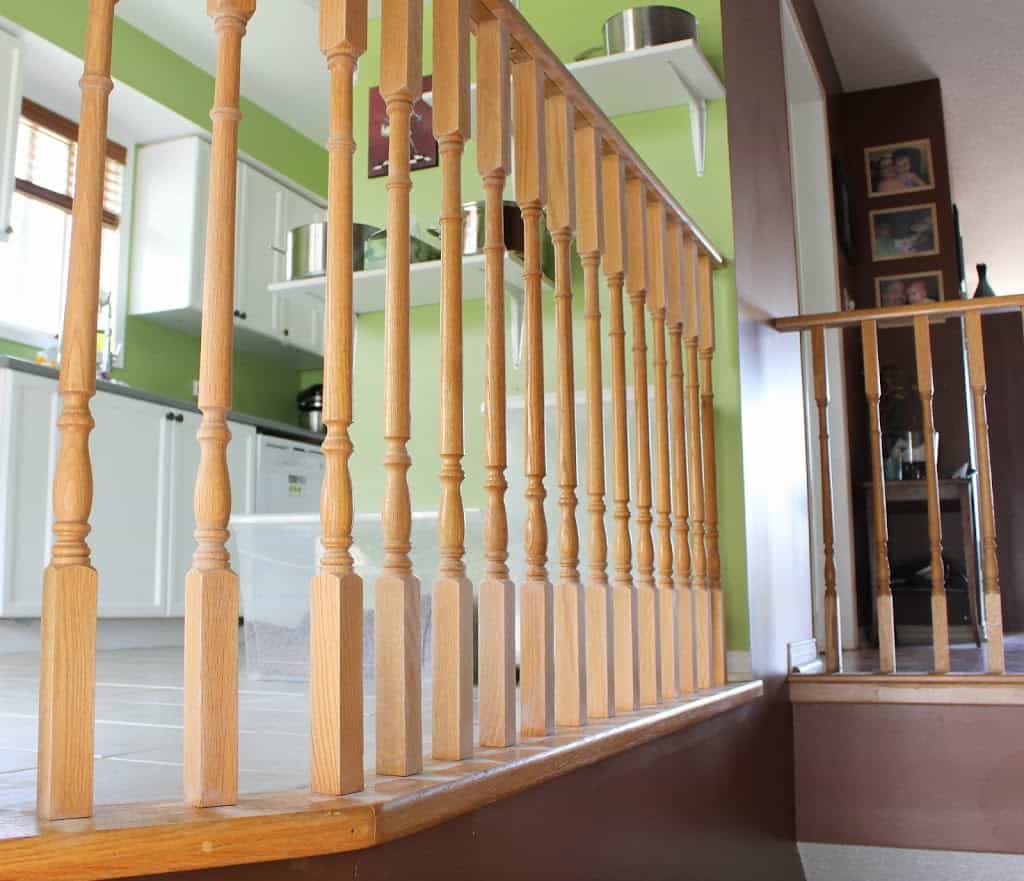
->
0, 368, 257, 618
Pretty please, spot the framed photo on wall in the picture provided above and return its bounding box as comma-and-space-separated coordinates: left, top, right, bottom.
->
869, 203, 939, 261
865, 139, 935, 197
368, 75, 438, 179
875, 270, 945, 308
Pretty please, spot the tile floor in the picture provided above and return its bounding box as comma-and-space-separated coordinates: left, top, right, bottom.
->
0, 643, 439, 812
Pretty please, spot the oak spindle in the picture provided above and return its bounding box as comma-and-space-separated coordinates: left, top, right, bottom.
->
37, 0, 119, 821
698, 255, 725, 686
913, 315, 950, 673
862, 320, 896, 673
647, 198, 677, 701
431, 0, 474, 762
513, 58, 554, 737
625, 176, 660, 707
811, 327, 841, 674
603, 153, 639, 714
184, 0, 257, 808
683, 233, 710, 689
577, 125, 613, 719
311, 0, 367, 796
667, 220, 695, 695
376, 0, 424, 776
964, 312, 1005, 674
545, 92, 586, 728
476, 16, 516, 747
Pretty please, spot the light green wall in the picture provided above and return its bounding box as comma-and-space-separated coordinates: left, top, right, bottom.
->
0, 0, 329, 423
322, 0, 750, 649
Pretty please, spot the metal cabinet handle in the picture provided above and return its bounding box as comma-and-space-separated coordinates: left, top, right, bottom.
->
166, 411, 176, 421
269, 244, 287, 255
175, 414, 184, 423
240, 311, 248, 320
283, 328, 290, 337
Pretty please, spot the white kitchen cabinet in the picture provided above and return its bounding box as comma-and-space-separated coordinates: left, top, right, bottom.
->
0, 370, 58, 616
87, 391, 169, 617
129, 135, 325, 360
0, 27, 23, 243
163, 411, 256, 616
277, 291, 324, 356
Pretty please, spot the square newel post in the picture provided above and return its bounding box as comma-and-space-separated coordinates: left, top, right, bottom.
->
602, 153, 638, 714
184, 0, 256, 808
513, 57, 554, 738
375, 0, 424, 777
625, 176, 661, 708
476, 17, 517, 749
431, 0, 474, 762
36, 0, 119, 821
311, 0, 368, 797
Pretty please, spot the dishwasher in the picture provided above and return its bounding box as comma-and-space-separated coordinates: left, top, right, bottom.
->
254, 434, 324, 514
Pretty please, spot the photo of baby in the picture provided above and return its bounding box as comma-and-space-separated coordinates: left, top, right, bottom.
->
870, 204, 940, 261
866, 139, 934, 197
875, 271, 944, 308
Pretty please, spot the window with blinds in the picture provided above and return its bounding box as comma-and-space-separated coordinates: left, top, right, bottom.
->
0, 99, 127, 347
14, 99, 126, 229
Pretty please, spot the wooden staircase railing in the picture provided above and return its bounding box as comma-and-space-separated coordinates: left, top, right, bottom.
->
34, 0, 728, 821
776, 294, 1024, 676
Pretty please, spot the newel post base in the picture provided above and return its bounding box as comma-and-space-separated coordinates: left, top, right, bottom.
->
310, 571, 364, 795
37, 564, 97, 820
184, 567, 239, 808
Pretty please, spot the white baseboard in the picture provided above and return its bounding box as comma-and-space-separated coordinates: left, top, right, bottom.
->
0, 619, 185, 654
799, 843, 1024, 881
726, 650, 752, 682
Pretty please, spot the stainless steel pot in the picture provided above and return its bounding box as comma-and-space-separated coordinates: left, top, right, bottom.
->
286, 222, 381, 281
602, 6, 698, 55
428, 201, 525, 256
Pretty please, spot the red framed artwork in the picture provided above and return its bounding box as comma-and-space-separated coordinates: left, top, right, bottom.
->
368, 75, 438, 179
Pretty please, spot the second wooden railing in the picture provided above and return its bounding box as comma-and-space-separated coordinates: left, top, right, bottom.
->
35, 0, 728, 821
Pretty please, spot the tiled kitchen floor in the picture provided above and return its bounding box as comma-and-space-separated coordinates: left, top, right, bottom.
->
0, 644, 437, 812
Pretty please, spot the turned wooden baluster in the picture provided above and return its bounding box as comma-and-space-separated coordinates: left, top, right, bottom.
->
647, 198, 677, 702
964, 312, 1005, 674
37, 0, 119, 821
862, 320, 896, 673
184, 0, 256, 808
513, 57, 554, 737
476, 16, 516, 748
431, 0, 474, 762
311, 0, 367, 796
603, 153, 638, 714
625, 175, 660, 707
376, 0, 423, 776
576, 125, 613, 719
698, 254, 726, 686
667, 220, 695, 695
546, 92, 586, 728
913, 316, 950, 673
683, 232, 710, 689
811, 327, 841, 674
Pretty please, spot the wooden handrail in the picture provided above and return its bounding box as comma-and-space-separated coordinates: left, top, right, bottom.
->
472, 0, 724, 267
774, 293, 1024, 332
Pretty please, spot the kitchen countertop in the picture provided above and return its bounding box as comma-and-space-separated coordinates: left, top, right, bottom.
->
0, 356, 324, 446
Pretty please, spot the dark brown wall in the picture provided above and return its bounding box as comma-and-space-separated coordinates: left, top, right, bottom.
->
794, 701, 1024, 854
139, 700, 806, 881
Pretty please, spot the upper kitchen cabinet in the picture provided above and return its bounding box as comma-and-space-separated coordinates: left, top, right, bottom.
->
0, 27, 23, 243
129, 135, 325, 364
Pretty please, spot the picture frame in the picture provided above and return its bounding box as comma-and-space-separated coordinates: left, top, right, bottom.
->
869, 203, 939, 262
875, 270, 945, 308
368, 75, 438, 179
865, 138, 935, 198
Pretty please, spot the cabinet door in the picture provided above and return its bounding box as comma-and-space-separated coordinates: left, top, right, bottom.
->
236, 164, 283, 338
87, 392, 170, 617
0, 371, 58, 616
278, 292, 324, 356
164, 414, 256, 616
0, 28, 22, 243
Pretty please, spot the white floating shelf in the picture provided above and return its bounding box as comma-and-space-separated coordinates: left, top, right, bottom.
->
568, 39, 725, 177
423, 39, 725, 177
268, 251, 550, 315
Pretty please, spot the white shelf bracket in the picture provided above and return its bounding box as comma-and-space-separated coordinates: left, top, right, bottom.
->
668, 59, 708, 177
